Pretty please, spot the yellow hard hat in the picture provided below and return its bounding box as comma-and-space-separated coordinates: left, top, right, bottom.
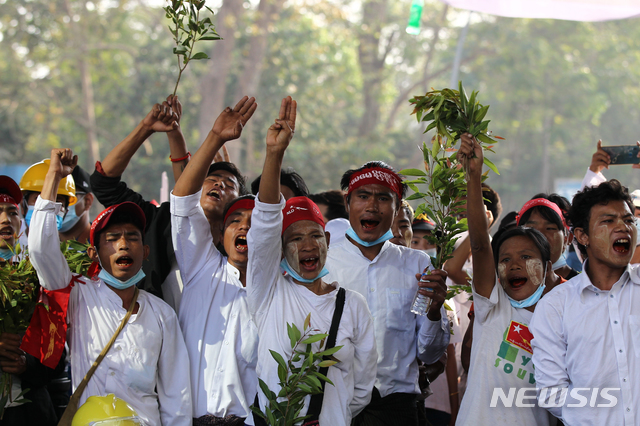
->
72, 394, 146, 426
19, 159, 77, 205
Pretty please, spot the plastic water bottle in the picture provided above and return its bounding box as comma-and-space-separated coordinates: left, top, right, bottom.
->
411, 272, 432, 316
406, 0, 424, 35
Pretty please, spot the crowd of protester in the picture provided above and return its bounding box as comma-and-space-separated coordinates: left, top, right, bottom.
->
0, 93, 639, 426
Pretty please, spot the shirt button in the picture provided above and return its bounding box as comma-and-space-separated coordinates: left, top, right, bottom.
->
615, 321, 618, 324
224, 341, 229, 345
624, 378, 628, 382
627, 408, 631, 412
610, 295, 614, 298
369, 288, 375, 292
110, 371, 115, 376
116, 346, 122, 351
218, 368, 223, 372
619, 349, 623, 353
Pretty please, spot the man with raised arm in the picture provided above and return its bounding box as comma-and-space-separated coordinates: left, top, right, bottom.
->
247, 96, 377, 425
29, 148, 191, 426
325, 161, 450, 425
171, 96, 259, 425
90, 96, 248, 309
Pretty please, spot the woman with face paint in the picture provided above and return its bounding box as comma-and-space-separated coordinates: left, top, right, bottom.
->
454, 134, 559, 426
246, 97, 377, 425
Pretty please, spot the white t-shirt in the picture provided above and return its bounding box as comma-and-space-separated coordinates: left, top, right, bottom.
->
456, 282, 554, 426
247, 196, 378, 425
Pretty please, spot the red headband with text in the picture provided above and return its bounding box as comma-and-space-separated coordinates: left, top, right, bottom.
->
516, 198, 567, 229
347, 167, 403, 199
0, 194, 18, 207
282, 196, 325, 234
224, 199, 255, 224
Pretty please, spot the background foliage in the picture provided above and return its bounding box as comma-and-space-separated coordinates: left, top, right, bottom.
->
2, 0, 640, 218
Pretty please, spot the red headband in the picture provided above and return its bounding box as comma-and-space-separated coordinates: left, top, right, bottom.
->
0, 194, 17, 207
90, 202, 147, 246
516, 198, 567, 229
347, 167, 402, 199
282, 197, 325, 235
223, 199, 255, 224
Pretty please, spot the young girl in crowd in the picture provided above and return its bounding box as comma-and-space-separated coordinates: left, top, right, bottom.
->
454, 134, 558, 426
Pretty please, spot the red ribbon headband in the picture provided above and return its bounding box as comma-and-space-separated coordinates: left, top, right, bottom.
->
282, 196, 325, 234
347, 167, 402, 199
223, 199, 255, 224
0, 194, 17, 207
516, 198, 567, 229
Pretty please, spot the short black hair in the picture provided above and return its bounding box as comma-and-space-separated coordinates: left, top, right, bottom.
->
340, 161, 407, 208
309, 190, 348, 221
93, 212, 145, 251
492, 227, 551, 269
569, 179, 634, 257
251, 168, 309, 198
207, 162, 248, 196
482, 183, 502, 227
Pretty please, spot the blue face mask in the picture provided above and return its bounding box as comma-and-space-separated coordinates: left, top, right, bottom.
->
25, 205, 64, 230
345, 227, 393, 248
0, 250, 13, 261
424, 248, 438, 260
506, 267, 547, 309
59, 195, 85, 232
552, 252, 567, 270
98, 268, 146, 290
280, 258, 329, 284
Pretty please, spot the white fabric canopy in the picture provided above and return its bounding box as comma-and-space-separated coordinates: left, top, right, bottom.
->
441, 0, 640, 22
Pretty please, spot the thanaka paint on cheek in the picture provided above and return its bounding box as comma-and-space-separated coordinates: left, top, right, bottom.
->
498, 263, 507, 289
525, 259, 544, 287
592, 223, 612, 260
284, 241, 301, 274
551, 232, 564, 262
316, 237, 328, 268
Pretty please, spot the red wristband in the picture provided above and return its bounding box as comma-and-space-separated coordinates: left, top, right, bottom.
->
170, 152, 190, 163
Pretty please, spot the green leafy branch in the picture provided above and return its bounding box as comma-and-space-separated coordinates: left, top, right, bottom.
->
402, 82, 502, 295
251, 313, 343, 426
164, 0, 221, 97
0, 240, 91, 417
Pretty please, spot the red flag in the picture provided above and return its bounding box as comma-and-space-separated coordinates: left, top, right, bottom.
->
505, 320, 534, 354
20, 276, 80, 369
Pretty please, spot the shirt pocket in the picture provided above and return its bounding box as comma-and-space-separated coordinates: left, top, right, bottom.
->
385, 288, 415, 332
629, 315, 640, 357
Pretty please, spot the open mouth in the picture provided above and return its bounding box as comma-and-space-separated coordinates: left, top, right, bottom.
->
613, 238, 631, 253
115, 256, 134, 267
361, 220, 380, 231
235, 236, 248, 253
207, 189, 221, 200
508, 276, 528, 289
299, 256, 319, 272
0, 228, 13, 240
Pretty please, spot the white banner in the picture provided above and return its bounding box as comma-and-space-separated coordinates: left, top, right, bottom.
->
441, 0, 640, 22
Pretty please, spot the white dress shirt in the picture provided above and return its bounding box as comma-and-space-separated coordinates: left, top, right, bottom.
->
531, 262, 640, 425
325, 239, 450, 398
580, 167, 606, 191
28, 197, 191, 426
247, 197, 378, 425
171, 190, 258, 422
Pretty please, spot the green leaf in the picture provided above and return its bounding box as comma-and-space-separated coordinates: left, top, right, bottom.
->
316, 345, 342, 357
318, 360, 337, 368
405, 193, 427, 201
399, 168, 427, 177
303, 313, 311, 330
302, 333, 328, 345
191, 52, 209, 60
483, 157, 500, 175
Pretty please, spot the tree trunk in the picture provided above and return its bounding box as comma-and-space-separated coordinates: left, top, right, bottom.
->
357, 0, 391, 137
233, 0, 285, 173
197, 0, 245, 147
79, 56, 100, 165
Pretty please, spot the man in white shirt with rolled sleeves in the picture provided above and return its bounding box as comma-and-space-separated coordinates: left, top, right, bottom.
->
531, 179, 640, 426
326, 161, 450, 426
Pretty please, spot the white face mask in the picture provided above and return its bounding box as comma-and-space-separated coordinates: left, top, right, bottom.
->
424, 248, 437, 259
